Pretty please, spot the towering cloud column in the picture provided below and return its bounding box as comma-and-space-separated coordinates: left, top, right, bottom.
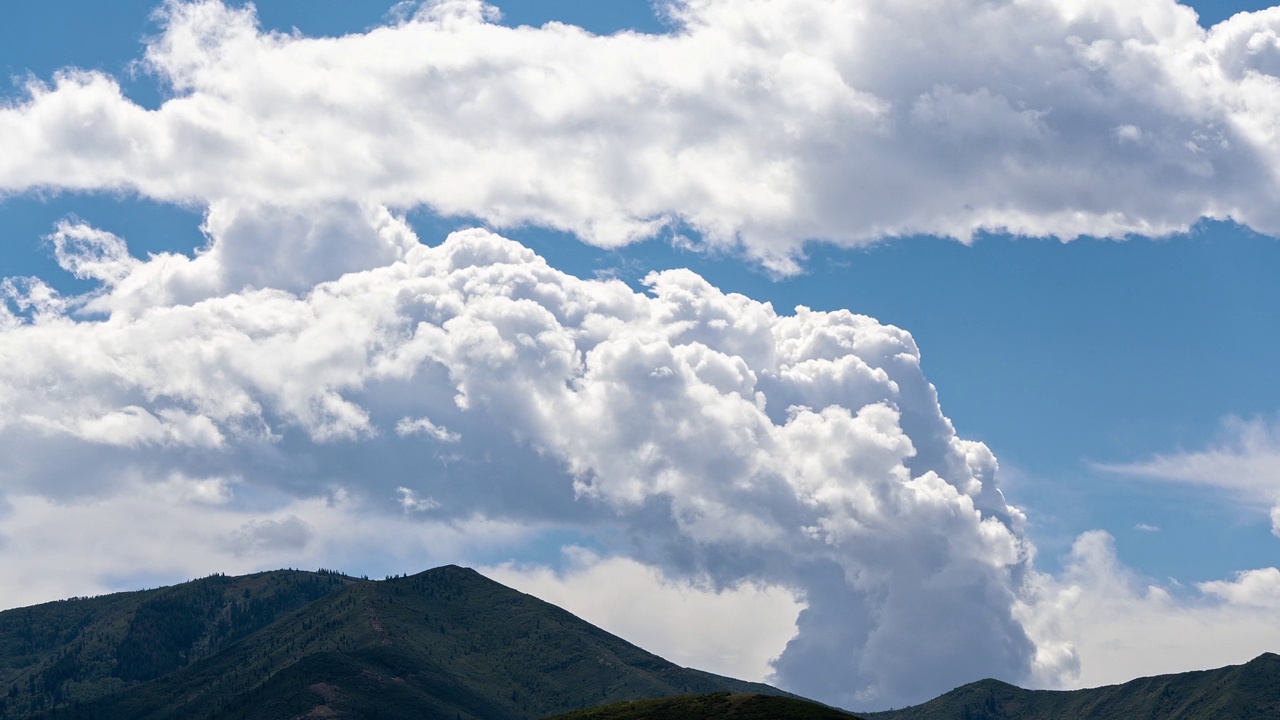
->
1, 211, 1069, 706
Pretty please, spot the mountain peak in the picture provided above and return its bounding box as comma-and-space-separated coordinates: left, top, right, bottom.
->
418, 563, 482, 577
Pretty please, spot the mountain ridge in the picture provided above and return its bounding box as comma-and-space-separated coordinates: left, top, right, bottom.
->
1, 565, 788, 720
859, 652, 1280, 720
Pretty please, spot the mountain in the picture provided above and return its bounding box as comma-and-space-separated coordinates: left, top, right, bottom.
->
860, 653, 1280, 720
0, 569, 355, 717
0, 566, 786, 720
546, 692, 861, 720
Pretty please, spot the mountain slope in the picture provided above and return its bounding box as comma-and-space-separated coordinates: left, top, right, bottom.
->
545, 692, 861, 720
0, 569, 354, 717
27, 566, 787, 720
860, 653, 1280, 720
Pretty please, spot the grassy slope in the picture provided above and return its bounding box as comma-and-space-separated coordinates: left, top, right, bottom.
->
545, 692, 862, 720
0, 570, 354, 718
31, 566, 788, 720
860, 653, 1280, 720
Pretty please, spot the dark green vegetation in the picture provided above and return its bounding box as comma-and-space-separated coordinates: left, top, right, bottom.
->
0, 566, 784, 720
547, 692, 860, 720
0, 569, 352, 717
862, 652, 1280, 720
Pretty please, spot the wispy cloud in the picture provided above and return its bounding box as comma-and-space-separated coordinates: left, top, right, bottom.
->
396, 416, 461, 443
1097, 417, 1280, 535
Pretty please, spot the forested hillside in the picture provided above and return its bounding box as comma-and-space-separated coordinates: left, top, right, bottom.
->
1, 566, 783, 720
0, 570, 353, 717
860, 653, 1280, 720
546, 692, 860, 720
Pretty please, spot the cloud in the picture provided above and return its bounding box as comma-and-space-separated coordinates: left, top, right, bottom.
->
1021, 531, 1280, 688
484, 550, 803, 683
1199, 567, 1280, 608
48, 221, 141, 286
396, 416, 461, 443
0, 471, 534, 610
396, 486, 442, 512
3, 1, 1280, 270
226, 515, 316, 556
0, 216, 1045, 708
1098, 416, 1280, 534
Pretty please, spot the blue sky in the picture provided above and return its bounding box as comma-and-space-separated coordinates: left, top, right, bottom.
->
2, 0, 1280, 710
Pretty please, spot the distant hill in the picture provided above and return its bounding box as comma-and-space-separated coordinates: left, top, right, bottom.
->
0, 566, 786, 720
860, 652, 1280, 720
545, 691, 861, 720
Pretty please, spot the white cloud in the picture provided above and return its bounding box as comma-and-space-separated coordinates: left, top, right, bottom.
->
396, 486, 442, 512
48, 221, 141, 286
22, 405, 227, 448
396, 416, 461, 443
163, 472, 236, 505
2, 1, 1280, 270
0, 219, 1041, 708
484, 550, 803, 683
1098, 416, 1280, 535
1199, 567, 1280, 608
1053, 422, 1280, 684
0, 471, 534, 610
1022, 531, 1280, 689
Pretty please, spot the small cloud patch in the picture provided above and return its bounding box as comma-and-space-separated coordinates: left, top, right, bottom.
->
226, 516, 315, 557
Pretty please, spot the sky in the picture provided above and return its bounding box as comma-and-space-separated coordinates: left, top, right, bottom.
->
0, 0, 1279, 711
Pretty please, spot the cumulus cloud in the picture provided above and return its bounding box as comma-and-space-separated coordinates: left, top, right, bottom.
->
1098, 416, 1280, 534
1199, 567, 1280, 608
0, 215, 1043, 707
2, 0, 1280, 270
485, 550, 803, 683
1021, 531, 1280, 688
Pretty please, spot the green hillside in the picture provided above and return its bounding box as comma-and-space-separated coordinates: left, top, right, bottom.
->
0, 569, 354, 717
17, 566, 786, 720
860, 652, 1280, 720
545, 691, 860, 720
